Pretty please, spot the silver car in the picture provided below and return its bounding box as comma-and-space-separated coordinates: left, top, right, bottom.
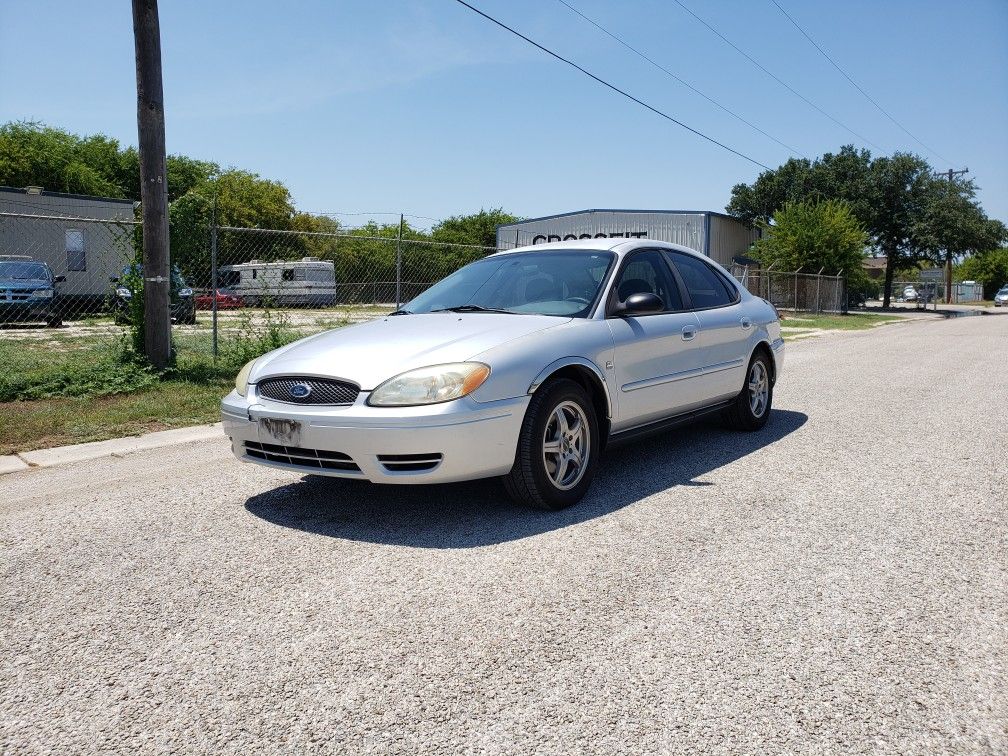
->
994, 286, 1008, 307
222, 239, 785, 509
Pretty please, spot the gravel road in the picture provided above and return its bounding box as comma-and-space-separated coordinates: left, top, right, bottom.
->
2, 315, 1006, 755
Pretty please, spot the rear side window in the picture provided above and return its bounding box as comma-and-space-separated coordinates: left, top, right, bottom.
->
668, 252, 736, 309
612, 250, 683, 311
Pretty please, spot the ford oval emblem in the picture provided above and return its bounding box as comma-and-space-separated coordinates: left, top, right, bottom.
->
289, 383, 312, 399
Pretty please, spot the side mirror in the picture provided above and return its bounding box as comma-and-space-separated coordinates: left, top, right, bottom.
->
614, 292, 664, 317
53, 275, 66, 283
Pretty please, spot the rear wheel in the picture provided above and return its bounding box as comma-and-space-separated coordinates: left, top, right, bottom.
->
45, 316, 62, 328
504, 378, 600, 510
723, 351, 773, 431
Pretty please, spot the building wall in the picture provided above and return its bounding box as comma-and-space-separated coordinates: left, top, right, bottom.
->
707, 213, 761, 268
496, 209, 758, 267
0, 188, 136, 300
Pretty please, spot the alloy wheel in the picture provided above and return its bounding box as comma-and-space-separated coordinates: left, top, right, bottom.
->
542, 400, 591, 491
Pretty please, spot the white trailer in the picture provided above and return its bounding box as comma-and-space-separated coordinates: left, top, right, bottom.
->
219, 258, 337, 307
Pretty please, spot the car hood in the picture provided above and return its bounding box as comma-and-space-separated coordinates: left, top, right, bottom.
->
251, 313, 572, 390
0, 278, 49, 288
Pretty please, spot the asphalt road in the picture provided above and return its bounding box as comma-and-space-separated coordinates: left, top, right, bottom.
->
2, 315, 1006, 755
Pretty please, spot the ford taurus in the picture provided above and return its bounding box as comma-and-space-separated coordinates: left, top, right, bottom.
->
221, 239, 784, 509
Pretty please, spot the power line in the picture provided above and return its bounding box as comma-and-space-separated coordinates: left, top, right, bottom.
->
670, 0, 887, 155
769, 0, 951, 165
453, 0, 772, 171
555, 0, 806, 158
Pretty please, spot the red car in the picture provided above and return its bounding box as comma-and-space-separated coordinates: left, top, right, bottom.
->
195, 289, 244, 310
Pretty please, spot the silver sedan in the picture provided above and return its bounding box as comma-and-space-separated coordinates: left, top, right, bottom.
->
221, 239, 784, 509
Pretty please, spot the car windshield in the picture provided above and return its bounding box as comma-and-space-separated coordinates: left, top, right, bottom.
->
403, 251, 615, 317
0, 261, 50, 281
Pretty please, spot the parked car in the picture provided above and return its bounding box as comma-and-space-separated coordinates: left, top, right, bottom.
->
222, 239, 785, 510
195, 288, 244, 310
0, 255, 65, 327
994, 286, 1008, 307
110, 264, 196, 325
903, 285, 919, 302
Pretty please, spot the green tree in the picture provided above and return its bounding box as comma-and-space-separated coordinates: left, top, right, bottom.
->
432, 208, 520, 248
727, 147, 1004, 307
957, 247, 1008, 299
0, 121, 125, 197
863, 153, 938, 306
917, 178, 1006, 296
752, 199, 868, 280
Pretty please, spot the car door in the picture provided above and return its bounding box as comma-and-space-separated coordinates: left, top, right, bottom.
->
666, 250, 749, 403
605, 249, 704, 431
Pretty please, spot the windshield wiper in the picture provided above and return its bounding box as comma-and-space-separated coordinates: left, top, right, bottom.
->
430, 304, 514, 314
388, 308, 411, 316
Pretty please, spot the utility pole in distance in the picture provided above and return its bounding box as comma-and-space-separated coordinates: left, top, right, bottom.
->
940, 167, 969, 305
132, 0, 171, 368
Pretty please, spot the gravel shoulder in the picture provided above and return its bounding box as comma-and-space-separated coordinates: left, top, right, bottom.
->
2, 315, 1006, 754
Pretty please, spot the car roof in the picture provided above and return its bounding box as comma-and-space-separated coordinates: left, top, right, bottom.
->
493, 238, 707, 257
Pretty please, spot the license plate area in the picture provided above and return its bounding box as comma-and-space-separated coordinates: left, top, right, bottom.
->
258, 417, 302, 446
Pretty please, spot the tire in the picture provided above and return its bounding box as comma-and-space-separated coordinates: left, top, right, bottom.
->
723, 351, 773, 432
45, 317, 63, 328
504, 378, 600, 510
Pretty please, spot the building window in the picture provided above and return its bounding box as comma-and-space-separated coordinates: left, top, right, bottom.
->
66, 229, 85, 271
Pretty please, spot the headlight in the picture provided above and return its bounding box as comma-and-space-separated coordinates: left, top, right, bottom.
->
235, 359, 257, 397
116, 287, 132, 298
178, 288, 193, 297
30, 289, 53, 299
368, 362, 490, 406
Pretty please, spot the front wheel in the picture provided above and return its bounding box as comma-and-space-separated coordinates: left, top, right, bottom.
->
723, 352, 773, 431
504, 378, 600, 510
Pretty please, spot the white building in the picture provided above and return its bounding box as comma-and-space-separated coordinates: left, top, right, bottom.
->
496, 209, 761, 268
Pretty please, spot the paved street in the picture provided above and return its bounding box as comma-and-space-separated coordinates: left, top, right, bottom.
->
2, 315, 1006, 754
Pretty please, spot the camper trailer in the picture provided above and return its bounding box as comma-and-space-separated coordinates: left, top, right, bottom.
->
218, 258, 337, 307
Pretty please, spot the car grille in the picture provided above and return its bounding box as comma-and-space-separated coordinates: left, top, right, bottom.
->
244, 441, 360, 471
376, 453, 443, 473
1, 289, 33, 302
256, 376, 359, 405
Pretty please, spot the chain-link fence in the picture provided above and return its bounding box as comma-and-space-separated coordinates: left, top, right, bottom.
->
733, 266, 847, 313
0, 211, 498, 400
201, 226, 496, 359
0, 210, 142, 400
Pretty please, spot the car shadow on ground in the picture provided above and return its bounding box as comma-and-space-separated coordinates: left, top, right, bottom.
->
244, 409, 808, 549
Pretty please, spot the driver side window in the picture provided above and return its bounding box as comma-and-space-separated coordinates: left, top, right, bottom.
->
613, 251, 683, 312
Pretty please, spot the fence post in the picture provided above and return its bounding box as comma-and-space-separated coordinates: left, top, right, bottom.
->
794, 268, 800, 311
395, 213, 403, 309
815, 266, 824, 313
833, 271, 841, 314
210, 213, 218, 360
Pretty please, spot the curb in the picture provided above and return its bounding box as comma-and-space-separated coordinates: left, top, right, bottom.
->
2, 423, 223, 476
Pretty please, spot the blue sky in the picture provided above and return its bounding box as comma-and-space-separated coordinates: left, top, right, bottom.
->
2, 1, 1006, 228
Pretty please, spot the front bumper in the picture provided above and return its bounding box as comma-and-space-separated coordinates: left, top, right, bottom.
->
0, 300, 56, 322
770, 336, 785, 382
221, 388, 530, 484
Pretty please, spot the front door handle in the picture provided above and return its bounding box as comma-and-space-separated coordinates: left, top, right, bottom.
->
682, 325, 698, 341
740, 317, 752, 330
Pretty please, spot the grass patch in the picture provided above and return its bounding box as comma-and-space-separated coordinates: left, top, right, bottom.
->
781, 312, 903, 332
0, 380, 229, 455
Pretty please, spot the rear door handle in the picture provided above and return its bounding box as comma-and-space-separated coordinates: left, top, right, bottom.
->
682, 325, 698, 341
740, 317, 752, 330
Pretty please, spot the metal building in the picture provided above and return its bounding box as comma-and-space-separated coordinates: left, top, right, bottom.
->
496, 209, 761, 268
0, 186, 137, 308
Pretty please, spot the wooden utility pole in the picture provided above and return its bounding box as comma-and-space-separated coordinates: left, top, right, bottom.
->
132, 0, 171, 368
940, 167, 969, 305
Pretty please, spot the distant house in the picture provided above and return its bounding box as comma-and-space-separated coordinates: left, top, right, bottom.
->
0, 186, 137, 309
863, 256, 887, 280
